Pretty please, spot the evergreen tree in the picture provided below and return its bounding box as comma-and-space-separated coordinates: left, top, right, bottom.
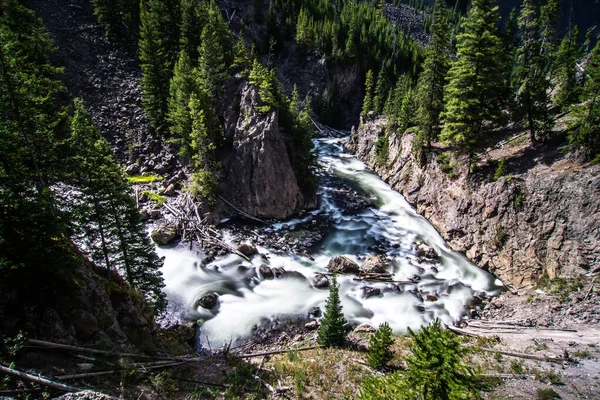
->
373, 67, 390, 115
139, 0, 172, 133
0, 0, 69, 277
415, 0, 451, 149
67, 99, 167, 314
568, 38, 600, 158
362, 69, 375, 116
233, 33, 251, 74
512, 0, 554, 143
317, 274, 346, 347
91, 0, 139, 39
367, 322, 395, 370
552, 26, 581, 110
441, 0, 505, 167
197, 24, 228, 106
179, 0, 206, 63
405, 319, 480, 400
167, 50, 196, 154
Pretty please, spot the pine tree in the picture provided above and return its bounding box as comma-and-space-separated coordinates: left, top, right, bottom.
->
552, 26, 581, 110
441, 0, 505, 167
405, 319, 480, 400
512, 0, 554, 143
197, 24, 228, 106
362, 69, 375, 116
179, 0, 206, 63
317, 274, 347, 347
67, 99, 167, 314
568, 38, 600, 158
167, 50, 196, 154
367, 322, 395, 370
139, 0, 172, 133
415, 0, 451, 149
373, 67, 389, 115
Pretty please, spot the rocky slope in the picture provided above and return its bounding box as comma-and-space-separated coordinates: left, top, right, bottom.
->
346, 119, 600, 288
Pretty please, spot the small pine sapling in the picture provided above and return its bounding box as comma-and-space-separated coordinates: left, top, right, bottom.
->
317, 274, 347, 347
367, 321, 395, 370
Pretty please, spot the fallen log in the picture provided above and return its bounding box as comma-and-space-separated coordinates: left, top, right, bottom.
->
447, 326, 484, 338
479, 348, 567, 364
239, 345, 323, 359
56, 362, 184, 380
0, 363, 82, 393
218, 195, 266, 224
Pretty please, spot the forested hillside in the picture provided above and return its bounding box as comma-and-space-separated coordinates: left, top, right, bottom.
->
1, 0, 600, 397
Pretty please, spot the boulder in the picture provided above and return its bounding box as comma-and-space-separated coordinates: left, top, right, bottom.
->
197, 293, 218, 309
361, 255, 388, 273
312, 273, 330, 288
237, 242, 258, 257
415, 243, 439, 260
304, 321, 319, 330
308, 307, 321, 317
163, 183, 176, 196
327, 255, 360, 274
125, 164, 139, 175
259, 264, 274, 279
150, 226, 178, 246
353, 324, 376, 333
149, 209, 162, 219
272, 267, 286, 278
362, 286, 381, 299
139, 208, 150, 221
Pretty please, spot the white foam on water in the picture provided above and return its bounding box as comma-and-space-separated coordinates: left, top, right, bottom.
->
157, 137, 504, 347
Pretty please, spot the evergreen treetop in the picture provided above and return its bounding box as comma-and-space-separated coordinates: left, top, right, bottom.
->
317, 274, 347, 347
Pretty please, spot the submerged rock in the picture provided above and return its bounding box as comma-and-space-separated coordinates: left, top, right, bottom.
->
308, 307, 321, 317
362, 286, 381, 298
150, 225, 178, 246
259, 264, 274, 279
197, 293, 218, 309
312, 273, 330, 288
237, 242, 258, 257
327, 255, 360, 274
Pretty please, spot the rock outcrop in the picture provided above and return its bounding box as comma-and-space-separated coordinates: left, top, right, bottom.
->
218, 82, 316, 219
346, 119, 600, 288
327, 255, 361, 274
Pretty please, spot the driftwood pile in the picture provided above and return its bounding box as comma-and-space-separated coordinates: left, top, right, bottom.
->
162, 193, 251, 261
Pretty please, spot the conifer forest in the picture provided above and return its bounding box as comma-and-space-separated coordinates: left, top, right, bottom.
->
1, 0, 599, 398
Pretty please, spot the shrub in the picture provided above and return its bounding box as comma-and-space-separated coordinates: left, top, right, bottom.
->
360, 319, 482, 400
188, 170, 217, 203
493, 158, 506, 181
367, 322, 394, 370
317, 274, 347, 347
375, 134, 389, 165
536, 388, 561, 399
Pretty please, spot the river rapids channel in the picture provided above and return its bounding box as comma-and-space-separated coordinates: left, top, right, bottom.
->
156, 137, 504, 347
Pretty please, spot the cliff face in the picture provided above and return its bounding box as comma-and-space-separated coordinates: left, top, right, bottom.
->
218, 81, 316, 219
346, 120, 600, 288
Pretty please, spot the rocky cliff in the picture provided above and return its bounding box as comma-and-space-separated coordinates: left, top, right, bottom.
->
346, 119, 600, 288
218, 80, 316, 219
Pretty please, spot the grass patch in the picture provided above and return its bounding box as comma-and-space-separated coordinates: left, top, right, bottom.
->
494, 158, 507, 181
573, 349, 592, 359
127, 174, 163, 184
142, 191, 167, 204
536, 387, 561, 399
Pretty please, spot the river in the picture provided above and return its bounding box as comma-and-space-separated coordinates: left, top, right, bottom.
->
156, 137, 504, 347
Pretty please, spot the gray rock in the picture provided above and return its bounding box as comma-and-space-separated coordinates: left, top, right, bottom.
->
237, 242, 258, 257
125, 164, 139, 175
219, 83, 316, 219
259, 264, 274, 279
361, 255, 389, 273
308, 306, 321, 317
305, 321, 319, 330
163, 183, 176, 196
272, 267, 286, 278
362, 286, 381, 298
312, 273, 330, 288
327, 255, 360, 274
150, 226, 178, 246
149, 209, 162, 219
197, 293, 218, 309
139, 208, 150, 221
353, 323, 376, 333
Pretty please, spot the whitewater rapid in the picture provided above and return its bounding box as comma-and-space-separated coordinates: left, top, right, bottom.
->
156, 137, 504, 347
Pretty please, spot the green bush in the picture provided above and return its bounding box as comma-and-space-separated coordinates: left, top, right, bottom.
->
188, 170, 217, 203
142, 191, 167, 204
375, 134, 389, 166
536, 388, 561, 399
367, 322, 394, 370
360, 319, 482, 400
317, 274, 347, 347
493, 158, 506, 181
